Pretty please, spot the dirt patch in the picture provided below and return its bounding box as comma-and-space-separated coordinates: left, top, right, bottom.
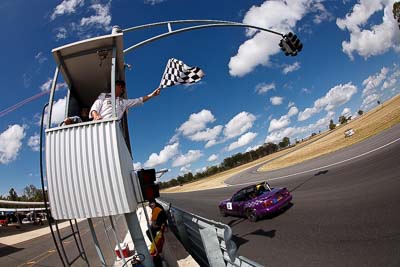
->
259, 94, 400, 171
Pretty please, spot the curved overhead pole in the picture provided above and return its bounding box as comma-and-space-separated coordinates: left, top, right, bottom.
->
122, 19, 285, 54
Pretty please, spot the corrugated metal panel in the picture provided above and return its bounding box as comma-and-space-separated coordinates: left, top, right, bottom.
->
45, 120, 137, 219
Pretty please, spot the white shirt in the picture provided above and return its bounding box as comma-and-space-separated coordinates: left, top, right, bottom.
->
89, 93, 143, 120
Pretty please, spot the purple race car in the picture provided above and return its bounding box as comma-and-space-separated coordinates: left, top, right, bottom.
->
218, 181, 292, 222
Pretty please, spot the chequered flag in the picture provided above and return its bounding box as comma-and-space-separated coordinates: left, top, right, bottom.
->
159, 58, 205, 88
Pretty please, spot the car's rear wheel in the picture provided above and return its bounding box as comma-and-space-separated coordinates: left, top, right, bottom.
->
219, 208, 227, 217
246, 209, 258, 222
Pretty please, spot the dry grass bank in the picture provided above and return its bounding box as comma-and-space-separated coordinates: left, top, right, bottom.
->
259, 94, 400, 171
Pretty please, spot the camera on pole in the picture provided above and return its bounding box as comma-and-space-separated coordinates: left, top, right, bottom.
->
137, 169, 160, 201
279, 32, 303, 56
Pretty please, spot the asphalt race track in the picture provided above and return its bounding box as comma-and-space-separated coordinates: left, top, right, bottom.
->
161, 123, 400, 267
0, 216, 127, 267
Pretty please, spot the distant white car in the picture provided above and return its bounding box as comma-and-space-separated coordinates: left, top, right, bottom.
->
344, 128, 355, 137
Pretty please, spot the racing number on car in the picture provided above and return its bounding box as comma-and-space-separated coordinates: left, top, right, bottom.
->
226, 202, 233, 210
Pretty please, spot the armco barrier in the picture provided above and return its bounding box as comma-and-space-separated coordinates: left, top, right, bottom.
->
158, 200, 264, 267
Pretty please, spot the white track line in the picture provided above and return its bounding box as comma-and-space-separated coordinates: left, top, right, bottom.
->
232, 136, 400, 187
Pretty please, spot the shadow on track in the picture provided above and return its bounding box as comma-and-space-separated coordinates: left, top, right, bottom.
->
0, 244, 24, 257
289, 170, 329, 193
230, 229, 277, 249
227, 218, 247, 227
245, 229, 276, 238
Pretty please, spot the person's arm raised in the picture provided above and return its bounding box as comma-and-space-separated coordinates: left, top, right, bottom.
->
143, 88, 161, 103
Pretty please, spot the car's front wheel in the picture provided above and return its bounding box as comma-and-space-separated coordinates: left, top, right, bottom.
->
246, 209, 258, 222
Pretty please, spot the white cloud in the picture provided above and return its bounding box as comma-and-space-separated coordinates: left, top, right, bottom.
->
336, 0, 400, 59
207, 154, 218, 162
287, 106, 299, 117
383, 78, 397, 90
266, 111, 335, 143
0, 124, 26, 164
265, 127, 297, 143
287, 101, 295, 108
144, 142, 179, 168
205, 139, 217, 148
298, 82, 357, 121
360, 65, 400, 111
35, 52, 47, 64
42, 97, 67, 126
297, 106, 318, 121
245, 144, 262, 152
179, 165, 191, 174
172, 150, 203, 167
282, 62, 300, 74
270, 96, 283, 105
269, 117, 291, 132
255, 82, 275, 94
223, 111, 256, 139
40, 78, 67, 92
341, 107, 352, 116
80, 3, 112, 31
178, 109, 215, 136
133, 162, 142, 170
55, 27, 68, 40
176, 110, 222, 146
229, 0, 328, 76
144, 0, 166, 5
227, 132, 258, 151
28, 133, 40, 152
188, 125, 222, 142
362, 67, 389, 96
312, 2, 333, 24
195, 166, 207, 174
51, 0, 84, 20
361, 93, 380, 110
41, 78, 54, 91
268, 106, 298, 132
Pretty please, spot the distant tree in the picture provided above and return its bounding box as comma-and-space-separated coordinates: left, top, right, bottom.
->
329, 119, 336, 130
176, 175, 186, 185
23, 185, 37, 200
8, 188, 18, 201
357, 110, 364, 116
394, 2, 400, 29
186, 172, 194, 181
339, 115, 348, 124
169, 179, 178, 187
279, 137, 290, 148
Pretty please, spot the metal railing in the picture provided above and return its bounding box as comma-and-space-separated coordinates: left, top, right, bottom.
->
158, 200, 264, 267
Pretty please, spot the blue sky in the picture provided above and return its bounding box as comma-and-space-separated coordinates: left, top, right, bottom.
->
1, 0, 400, 196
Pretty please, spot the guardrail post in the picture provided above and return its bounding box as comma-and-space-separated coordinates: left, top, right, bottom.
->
199, 226, 226, 267
224, 226, 238, 262
173, 211, 190, 248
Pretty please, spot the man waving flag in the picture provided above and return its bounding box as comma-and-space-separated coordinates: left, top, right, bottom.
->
159, 58, 205, 88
